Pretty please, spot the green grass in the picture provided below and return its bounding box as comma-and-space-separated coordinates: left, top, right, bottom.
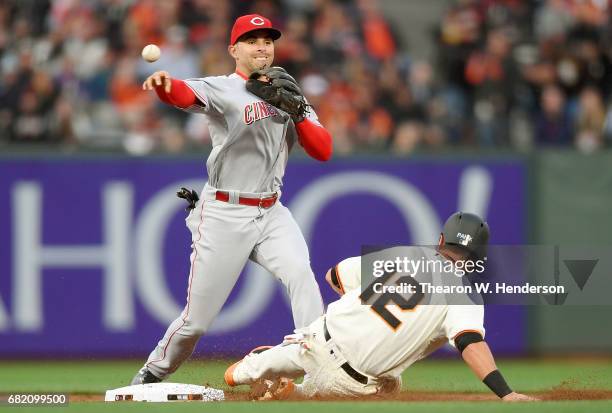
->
1, 358, 611, 412
404, 358, 612, 392
6, 401, 612, 413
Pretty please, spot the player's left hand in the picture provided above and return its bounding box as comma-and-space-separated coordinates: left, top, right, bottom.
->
502, 392, 539, 402
245, 66, 310, 122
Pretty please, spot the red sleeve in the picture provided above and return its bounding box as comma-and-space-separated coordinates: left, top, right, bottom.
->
154, 79, 198, 108
295, 118, 333, 161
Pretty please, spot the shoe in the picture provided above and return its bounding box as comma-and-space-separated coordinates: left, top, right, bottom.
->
130, 367, 162, 385
224, 345, 273, 387
250, 377, 295, 400
378, 375, 402, 394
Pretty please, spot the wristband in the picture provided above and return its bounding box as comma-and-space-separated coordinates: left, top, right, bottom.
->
483, 370, 512, 398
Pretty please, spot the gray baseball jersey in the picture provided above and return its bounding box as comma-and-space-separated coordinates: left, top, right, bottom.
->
138, 72, 325, 381
183, 73, 320, 193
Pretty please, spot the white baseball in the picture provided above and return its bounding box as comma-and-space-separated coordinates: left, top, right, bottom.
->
141, 44, 161, 63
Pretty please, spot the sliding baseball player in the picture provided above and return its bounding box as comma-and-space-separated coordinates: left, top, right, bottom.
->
224, 212, 537, 401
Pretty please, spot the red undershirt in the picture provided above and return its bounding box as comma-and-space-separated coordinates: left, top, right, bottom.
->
154, 75, 332, 161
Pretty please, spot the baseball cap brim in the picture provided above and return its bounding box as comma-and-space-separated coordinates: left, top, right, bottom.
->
234, 27, 281, 44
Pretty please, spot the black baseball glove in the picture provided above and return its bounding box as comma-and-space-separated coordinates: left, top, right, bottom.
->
246, 66, 310, 122
177, 187, 199, 212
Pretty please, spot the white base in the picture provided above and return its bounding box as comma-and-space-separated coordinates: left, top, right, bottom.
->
105, 383, 225, 402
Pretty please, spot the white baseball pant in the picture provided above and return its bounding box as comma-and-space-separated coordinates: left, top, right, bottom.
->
231, 317, 401, 397
144, 184, 324, 379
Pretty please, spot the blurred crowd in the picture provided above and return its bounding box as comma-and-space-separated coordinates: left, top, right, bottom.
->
435, 0, 612, 153
1, 0, 611, 155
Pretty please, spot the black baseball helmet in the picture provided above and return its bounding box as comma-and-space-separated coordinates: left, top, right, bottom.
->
441, 212, 490, 259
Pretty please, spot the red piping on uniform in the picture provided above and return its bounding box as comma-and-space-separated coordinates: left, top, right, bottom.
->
154, 79, 197, 108
183, 199, 206, 321
146, 200, 206, 370
235, 69, 248, 80
295, 118, 333, 161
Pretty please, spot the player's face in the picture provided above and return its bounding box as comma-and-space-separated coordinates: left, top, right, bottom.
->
230, 31, 275, 74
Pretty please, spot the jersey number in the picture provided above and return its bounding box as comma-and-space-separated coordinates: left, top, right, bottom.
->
359, 271, 424, 330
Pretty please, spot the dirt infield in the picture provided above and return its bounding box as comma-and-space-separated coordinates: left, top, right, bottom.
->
70, 388, 612, 403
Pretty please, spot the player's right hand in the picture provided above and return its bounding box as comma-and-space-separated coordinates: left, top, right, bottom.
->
143, 71, 172, 93
502, 392, 539, 402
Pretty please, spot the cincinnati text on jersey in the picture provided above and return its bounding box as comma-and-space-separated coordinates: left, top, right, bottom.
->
243, 101, 280, 124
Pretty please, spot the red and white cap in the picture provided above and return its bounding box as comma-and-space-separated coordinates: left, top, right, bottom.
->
230, 14, 281, 45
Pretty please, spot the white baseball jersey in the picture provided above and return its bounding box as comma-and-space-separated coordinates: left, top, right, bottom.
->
325, 247, 485, 378
183, 73, 321, 193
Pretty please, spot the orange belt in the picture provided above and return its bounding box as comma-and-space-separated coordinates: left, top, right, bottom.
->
215, 191, 278, 209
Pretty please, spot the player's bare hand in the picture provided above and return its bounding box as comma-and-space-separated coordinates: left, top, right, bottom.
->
143, 71, 172, 93
502, 392, 539, 402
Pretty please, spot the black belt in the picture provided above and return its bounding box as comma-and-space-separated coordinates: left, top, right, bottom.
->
323, 320, 368, 385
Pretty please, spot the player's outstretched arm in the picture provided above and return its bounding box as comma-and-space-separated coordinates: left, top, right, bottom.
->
142, 71, 198, 108
457, 336, 538, 402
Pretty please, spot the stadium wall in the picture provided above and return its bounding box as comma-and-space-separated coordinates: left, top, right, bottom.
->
0, 151, 609, 357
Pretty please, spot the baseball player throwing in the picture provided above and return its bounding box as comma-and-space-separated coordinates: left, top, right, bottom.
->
131, 14, 332, 384
224, 212, 537, 401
